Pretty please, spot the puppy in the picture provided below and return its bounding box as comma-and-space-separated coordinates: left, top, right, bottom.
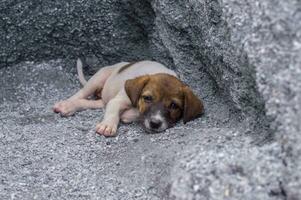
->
53, 59, 204, 136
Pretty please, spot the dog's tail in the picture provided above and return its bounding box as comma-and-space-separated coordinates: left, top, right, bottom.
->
77, 58, 87, 86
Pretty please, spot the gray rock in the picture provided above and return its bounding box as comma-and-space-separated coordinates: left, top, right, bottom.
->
1, 0, 301, 199
0, 0, 172, 68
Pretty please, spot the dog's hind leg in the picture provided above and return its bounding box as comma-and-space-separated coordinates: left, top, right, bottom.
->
53, 62, 128, 116
70, 61, 130, 100
53, 66, 113, 116
70, 66, 116, 100
53, 99, 104, 116
53, 61, 130, 116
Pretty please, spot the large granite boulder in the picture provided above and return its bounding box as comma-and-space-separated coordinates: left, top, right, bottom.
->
0, 0, 171, 68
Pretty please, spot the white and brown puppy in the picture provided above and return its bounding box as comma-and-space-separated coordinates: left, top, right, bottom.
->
53, 59, 204, 136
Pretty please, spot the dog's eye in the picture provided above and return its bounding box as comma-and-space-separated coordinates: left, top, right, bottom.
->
143, 95, 153, 103
169, 102, 178, 110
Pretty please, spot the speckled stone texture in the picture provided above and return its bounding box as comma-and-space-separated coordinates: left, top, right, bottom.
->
1, 0, 301, 199
0, 0, 172, 68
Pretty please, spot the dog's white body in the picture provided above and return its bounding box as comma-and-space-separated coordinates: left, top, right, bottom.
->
53, 60, 177, 136
100, 61, 177, 104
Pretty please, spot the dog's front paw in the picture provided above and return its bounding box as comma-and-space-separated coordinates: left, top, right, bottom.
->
53, 100, 77, 116
96, 120, 118, 137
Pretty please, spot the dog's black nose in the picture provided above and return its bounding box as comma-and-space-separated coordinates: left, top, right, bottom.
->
150, 119, 162, 129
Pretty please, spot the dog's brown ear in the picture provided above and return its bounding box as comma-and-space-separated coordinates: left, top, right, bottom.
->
125, 75, 150, 106
182, 86, 204, 123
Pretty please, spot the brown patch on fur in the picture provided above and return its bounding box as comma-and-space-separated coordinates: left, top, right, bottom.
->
117, 62, 138, 74
182, 86, 204, 123
125, 75, 150, 106
140, 74, 185, 123
125, 73, 204, 124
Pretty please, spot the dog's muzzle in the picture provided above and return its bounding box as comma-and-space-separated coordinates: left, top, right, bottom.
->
142, 104, 168, 133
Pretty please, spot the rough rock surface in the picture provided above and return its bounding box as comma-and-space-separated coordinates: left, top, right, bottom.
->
1, 0, 301, 199
0, 0, 172, 69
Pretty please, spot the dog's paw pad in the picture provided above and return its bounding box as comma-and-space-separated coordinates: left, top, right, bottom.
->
53, 100, 76, 116
96, 121, 117, 137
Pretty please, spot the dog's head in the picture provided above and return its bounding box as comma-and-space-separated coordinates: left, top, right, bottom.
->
125, 74, 204, 133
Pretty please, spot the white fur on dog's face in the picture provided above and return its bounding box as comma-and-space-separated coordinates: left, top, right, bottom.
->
143, 110, 168, 133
